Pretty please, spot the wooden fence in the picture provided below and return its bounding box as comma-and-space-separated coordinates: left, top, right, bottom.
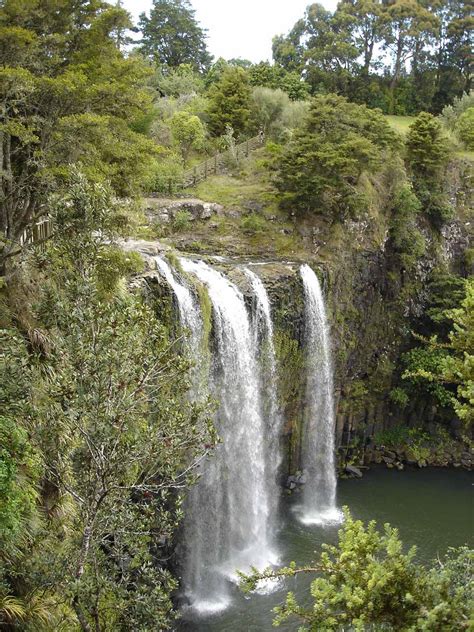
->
17, 135, 265, 246
19, 216, 53, 251
153, 133, 265, 195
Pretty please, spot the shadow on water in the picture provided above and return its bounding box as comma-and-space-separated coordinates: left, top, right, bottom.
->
178, 467, 473, 632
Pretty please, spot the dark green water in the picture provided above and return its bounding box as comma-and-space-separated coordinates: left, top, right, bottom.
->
179, 467, 473, 632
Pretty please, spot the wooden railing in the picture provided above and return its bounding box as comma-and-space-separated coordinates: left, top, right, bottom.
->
153, 133, 265, 195
17, 135, 265, 245
19, 216, 53, 250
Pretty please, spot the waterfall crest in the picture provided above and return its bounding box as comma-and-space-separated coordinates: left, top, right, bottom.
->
299, 264, 340, 525
179, 259, 278, 614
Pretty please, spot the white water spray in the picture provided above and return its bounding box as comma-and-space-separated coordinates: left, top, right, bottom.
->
299, 264, 341, 525
180, 259, 279, 613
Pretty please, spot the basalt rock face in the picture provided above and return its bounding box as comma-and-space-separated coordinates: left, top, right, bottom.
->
130, 160, 472, 476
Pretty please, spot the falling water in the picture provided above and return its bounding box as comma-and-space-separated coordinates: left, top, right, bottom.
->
244, 268, 282, 527
180, 258, 278, 614
154, 256, 202, 353
299, 264, 340, 525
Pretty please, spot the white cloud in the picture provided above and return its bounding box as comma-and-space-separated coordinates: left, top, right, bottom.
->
121, 0, 338, 63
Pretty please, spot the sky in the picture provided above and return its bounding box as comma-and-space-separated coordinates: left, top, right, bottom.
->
122, 0, 338, 63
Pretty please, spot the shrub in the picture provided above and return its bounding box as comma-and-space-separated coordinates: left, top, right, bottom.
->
456, 107, 474, 150
172, 209, 193, 232
240, 213, 267, 233
440, 91, 474, 130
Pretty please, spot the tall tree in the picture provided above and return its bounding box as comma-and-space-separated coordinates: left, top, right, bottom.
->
383, 0, 439, 113
0, 0, 156, 270
303, 3, 360, 94
338, 0, 387, 77
139, 0, 212, 72
207, 66, 251, 137
276, 94, 397, 218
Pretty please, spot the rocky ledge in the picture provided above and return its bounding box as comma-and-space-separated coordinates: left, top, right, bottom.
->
340, 441, 473, 478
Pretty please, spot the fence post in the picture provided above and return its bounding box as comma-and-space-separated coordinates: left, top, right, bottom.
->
193, 166, 197, 186
214, 155, 218, 174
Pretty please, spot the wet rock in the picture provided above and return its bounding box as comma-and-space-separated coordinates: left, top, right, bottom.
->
345, 464, 363, 478
144, 198, 223, 223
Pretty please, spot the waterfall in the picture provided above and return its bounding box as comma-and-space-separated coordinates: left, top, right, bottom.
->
154, 256, 202, 352
180, 258, 278, 614
299, 264, 340, 525
244, 268, 282, 528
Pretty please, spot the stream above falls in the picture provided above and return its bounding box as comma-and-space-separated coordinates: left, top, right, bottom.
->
178, 467, 473, 632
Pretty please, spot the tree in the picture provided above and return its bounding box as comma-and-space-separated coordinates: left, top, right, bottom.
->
169, 110, 205, 164
272, 19, 306, 73
440, 279, 474, 427
388, 182, 425, 274
456, 107, 474, 149
0, 1, 156, 270
248, 62, 309, 101
383, 0, 439, 113
405, 111, 452, 225
276, 94, 397, 218
0, 173, 215, 630
241, 509, 473, 631
139, 0, 212, 72
248, 87, 292, 139
338, 0, 387, 77
401, 275, 472, 427
207, 66, 251, 137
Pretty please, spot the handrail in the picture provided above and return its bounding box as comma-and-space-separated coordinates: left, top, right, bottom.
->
21, 135, 265, 245
19, 216, 53, 250
153, 133, 265, 195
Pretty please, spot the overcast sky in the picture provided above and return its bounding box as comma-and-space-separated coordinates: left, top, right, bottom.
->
122, 0, 338, 63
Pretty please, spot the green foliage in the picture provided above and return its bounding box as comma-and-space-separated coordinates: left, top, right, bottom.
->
389, 386, 409, 408
455, 107, 474, 149
441, 91, 474, 130
276, 94, 398, 219
172, 209, 193, 233
169, 109, 206, 165
401, 278, 473, 427
389, 183, 425, 271
1, 173, 215, 630
442, 278, 474, 427
138, 0, 212, 72
0, 0, 156, 266
241, 509, 473, 631
248, 61, 309, 100
207, 66, 251, 137
406, 112, 453, 226
248, 87, 309, 141
0, 331, 41, 561
273, 1, 471, 114
240, 213, 267, 234
402, 346, 454, 406
154, 63, 204, 97
406, 112, 451, 176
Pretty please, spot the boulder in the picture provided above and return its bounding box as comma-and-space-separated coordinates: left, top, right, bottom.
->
345, 464, 363, 478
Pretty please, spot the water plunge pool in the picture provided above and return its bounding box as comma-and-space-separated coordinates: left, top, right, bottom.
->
179, 467, 473, 631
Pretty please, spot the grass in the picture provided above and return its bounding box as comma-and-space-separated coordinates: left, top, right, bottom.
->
183, 150, 282, 215
384, 115, 415, 136
385, 115, 474, 161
